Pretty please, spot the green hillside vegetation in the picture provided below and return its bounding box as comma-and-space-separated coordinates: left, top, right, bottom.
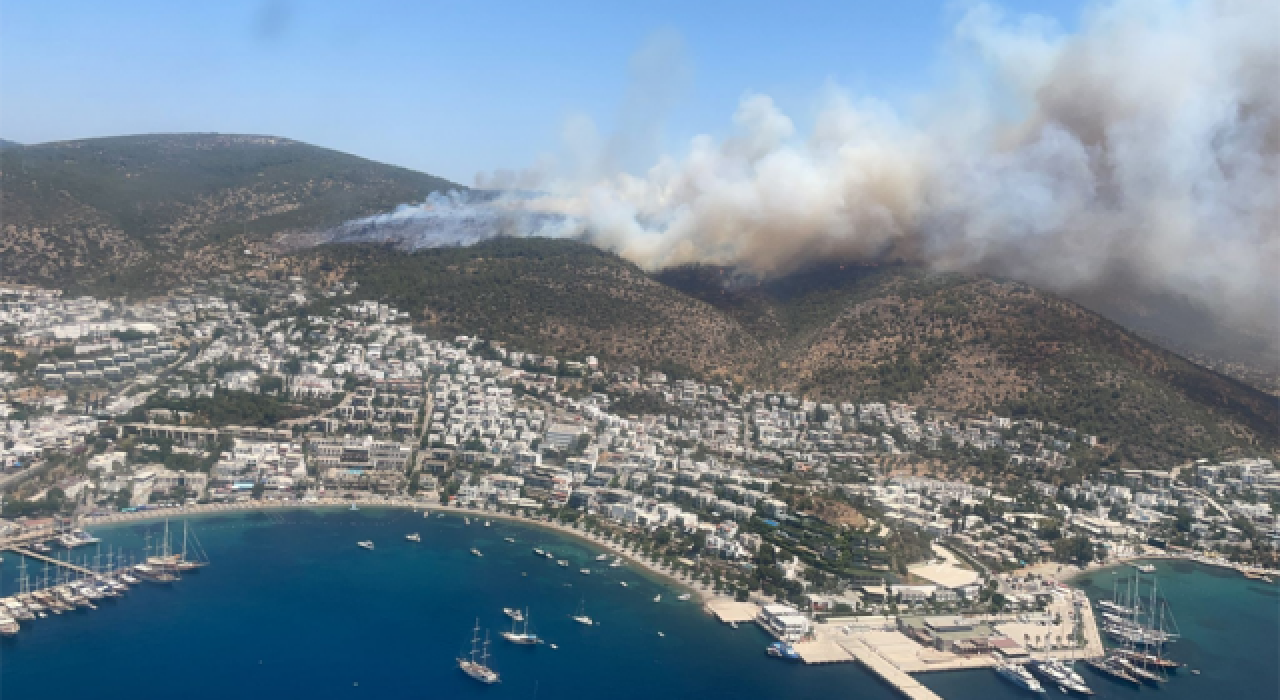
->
292, 239, 1278, 469
0, 134, 456, 293
294, 239, 764, 379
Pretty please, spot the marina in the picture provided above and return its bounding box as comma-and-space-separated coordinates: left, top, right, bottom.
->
0, 519, 210, 638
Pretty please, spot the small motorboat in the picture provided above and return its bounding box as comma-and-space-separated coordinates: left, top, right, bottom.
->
653, 595, 661, 603
405, 533, 421, 542
470, 548, 483, 557
357, 540, 374, 550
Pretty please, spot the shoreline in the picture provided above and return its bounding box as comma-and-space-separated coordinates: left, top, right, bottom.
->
1055, 552, 1277, 585
57, 498, 722, 603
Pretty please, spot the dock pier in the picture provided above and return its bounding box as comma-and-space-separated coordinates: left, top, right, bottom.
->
4, 546, 98, 578
844, 637, 943, 700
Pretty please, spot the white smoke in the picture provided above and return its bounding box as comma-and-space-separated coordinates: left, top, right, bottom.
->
328, 0, 1280, 332
323, 190, 576, 248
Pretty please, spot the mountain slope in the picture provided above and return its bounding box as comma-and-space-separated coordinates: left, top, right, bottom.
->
294, 240, 1277, 468
295, 240, 764, 380
0, 134, 457, 293
659, 264, 1278, 467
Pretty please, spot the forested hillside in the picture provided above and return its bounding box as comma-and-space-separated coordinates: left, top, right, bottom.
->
0, 134, 456, 293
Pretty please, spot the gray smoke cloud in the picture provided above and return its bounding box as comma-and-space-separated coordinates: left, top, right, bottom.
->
322, 0, 1280, 333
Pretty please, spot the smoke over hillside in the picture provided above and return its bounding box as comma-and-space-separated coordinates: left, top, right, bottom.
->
319, 0, 1278, 334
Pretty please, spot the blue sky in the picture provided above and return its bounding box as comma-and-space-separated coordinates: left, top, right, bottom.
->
0, 0, 1078, 183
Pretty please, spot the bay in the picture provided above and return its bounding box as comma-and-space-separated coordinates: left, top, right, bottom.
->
1, 509, 1274, 699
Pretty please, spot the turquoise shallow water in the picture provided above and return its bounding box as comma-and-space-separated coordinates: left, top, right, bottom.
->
0, 510, 1274, 700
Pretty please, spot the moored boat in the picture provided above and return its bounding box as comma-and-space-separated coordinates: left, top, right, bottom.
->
996, 661, 1046, 694
1084, 658, 1140, 686
766, 641, 801, 660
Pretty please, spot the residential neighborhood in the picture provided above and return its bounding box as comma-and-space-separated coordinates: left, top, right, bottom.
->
2, 278, 1278, 626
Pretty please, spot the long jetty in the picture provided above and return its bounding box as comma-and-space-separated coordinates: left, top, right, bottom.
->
845, 637, 943, 700
4, 546, 97, 578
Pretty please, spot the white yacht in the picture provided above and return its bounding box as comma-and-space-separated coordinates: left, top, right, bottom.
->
405, 533, 421, 542
653, 594, 661, 603
357, 541, 374, 550
996, 662, 1046, 694
501, 609, 541, 645
571, 599, 593, 626
471, 548, 483, 557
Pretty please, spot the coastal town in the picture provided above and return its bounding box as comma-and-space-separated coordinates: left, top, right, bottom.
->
1, 278, 1277, 695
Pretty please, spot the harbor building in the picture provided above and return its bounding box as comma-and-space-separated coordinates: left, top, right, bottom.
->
759, 603, 811, 641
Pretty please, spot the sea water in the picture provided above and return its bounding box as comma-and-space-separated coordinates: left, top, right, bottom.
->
0, 510, 1274, 700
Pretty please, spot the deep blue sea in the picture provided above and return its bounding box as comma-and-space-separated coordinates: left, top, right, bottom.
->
0, 509, 1274, 700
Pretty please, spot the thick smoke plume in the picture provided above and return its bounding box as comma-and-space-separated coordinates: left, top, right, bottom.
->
322, 0, 1279, 333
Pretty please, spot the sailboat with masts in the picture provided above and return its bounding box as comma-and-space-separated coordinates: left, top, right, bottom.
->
502, 608, 542, 644
458, 620, 500, 683
135, 523, 179, 583
175, 520, 210, 571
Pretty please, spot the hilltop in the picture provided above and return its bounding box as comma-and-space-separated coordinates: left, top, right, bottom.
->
291, 239, 1278, 469
0, 133, 457, 294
